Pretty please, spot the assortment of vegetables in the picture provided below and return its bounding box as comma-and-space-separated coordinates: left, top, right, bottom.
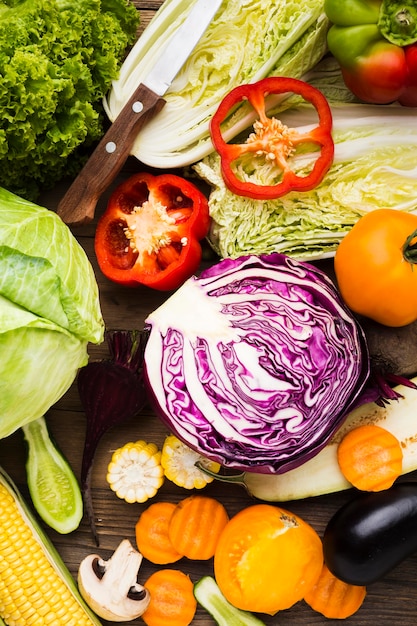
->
0, 0, 139, 200
196, 104, 417, 260
94, 173, 210, 291
104, 0, 330, 168
334, 208, 417, 326
200, 375, 417, 501
324, 0, 417, 106
209, 77, 334, 200
3, 0, 417, 624
144, 252, 370, 474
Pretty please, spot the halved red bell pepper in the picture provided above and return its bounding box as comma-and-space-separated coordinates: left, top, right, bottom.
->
324, 0, 417, 106
94, 172, 210, 291
209, 77, 334, 201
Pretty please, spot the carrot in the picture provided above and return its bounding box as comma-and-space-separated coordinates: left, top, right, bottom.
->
141, 569, 197, 626
304, 562, 366, 619
337, 423, 403, 491
168, 495, 229, 560
135, 501, 183, 565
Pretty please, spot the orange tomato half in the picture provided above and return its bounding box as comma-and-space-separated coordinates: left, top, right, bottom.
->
334, 209, 417, 327
213, 504, 323, 615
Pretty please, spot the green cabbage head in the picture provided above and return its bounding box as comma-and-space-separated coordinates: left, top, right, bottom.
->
0, 188, 104, 439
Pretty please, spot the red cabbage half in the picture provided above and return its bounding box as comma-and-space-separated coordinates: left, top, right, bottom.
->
144, 253, 370, 474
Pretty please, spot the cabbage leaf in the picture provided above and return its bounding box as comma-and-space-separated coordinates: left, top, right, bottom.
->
0, 188, 104, 439
105, 0, 329, 168
195, 104, 417, 261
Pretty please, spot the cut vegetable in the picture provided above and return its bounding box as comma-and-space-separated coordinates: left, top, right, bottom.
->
161, 434, 221, 489
144, 253, 370, 474
0, 466, 102, 625
78, 539, 150, 622
201, 376, 417, 502
142, 569, 197, 626
337, 424, 403, 491
105, 0, 330, 169
304, 562, 366, 619
22, 415, 83, 534
214, 504, 323, 615
168, 495, 229, 560
194, 576, 267, 626
106, 440, 164, 504
135, 501, 183, 565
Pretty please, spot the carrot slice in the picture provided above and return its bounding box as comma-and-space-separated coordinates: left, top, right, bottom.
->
135, 501, 183, 565
337, 424, 403, 492
304, 562, 366, 619
142, 569, 197, 626
168, 495, 229, 560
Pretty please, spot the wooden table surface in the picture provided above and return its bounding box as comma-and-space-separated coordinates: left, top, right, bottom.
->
1, 1, 417, 624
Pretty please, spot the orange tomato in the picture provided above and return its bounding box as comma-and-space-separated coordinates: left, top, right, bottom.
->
334, 209, 417, 327
213, 504, 323, 615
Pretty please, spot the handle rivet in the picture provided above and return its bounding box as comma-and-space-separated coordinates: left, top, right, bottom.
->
106, 141, 117, 153
132, 101, 144, 113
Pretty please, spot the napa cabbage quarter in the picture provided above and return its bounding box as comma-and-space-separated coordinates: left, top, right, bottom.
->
0, 188, 104, 439
104, 0, 329, 168
195, 104, 417, 261
0, 0, 139, 200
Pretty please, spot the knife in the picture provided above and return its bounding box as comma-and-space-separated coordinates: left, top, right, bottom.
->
57, 0, 222, 226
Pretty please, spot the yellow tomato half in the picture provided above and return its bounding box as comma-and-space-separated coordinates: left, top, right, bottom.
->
334, 209, 417, 327
213, 504, 323, 615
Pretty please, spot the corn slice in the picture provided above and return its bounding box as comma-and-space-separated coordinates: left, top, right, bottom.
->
106, 440, 164, 504
161, 434, 221, 489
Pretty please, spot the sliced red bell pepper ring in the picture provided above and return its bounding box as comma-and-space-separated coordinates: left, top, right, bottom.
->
94, 172, 210, 291
209, 77, 334, 201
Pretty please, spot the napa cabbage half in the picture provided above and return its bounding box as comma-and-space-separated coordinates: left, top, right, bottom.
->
195, 104, 417, 261
0, 188, 104, 439
104, 0, 330, 168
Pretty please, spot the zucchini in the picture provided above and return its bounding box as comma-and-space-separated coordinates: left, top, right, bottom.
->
202, 376, 417, 501
194, 576, 266, 626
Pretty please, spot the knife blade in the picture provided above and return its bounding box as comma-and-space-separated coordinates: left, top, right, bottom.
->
57, 0, 222, 226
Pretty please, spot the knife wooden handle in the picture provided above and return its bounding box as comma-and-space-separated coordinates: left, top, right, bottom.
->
57, 83, 166, 226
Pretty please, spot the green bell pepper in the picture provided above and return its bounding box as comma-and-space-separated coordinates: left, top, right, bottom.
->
324, 0, 417, 105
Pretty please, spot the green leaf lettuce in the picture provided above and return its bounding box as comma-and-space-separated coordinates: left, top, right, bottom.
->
0, 0, 139, 200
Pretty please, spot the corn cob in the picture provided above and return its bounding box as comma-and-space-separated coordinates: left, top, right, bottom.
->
0, 467, 102, 626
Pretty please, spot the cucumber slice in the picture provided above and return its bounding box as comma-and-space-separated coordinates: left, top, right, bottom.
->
194, 576, 266, 626
22, 415, 83, 534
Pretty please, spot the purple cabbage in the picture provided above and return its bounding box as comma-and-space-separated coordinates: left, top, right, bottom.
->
144, 253, 370, 474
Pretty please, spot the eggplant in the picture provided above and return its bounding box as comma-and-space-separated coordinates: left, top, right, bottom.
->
323, 482, 417, 585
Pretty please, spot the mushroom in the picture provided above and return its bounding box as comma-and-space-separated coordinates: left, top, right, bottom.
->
78, 539, 150, 621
